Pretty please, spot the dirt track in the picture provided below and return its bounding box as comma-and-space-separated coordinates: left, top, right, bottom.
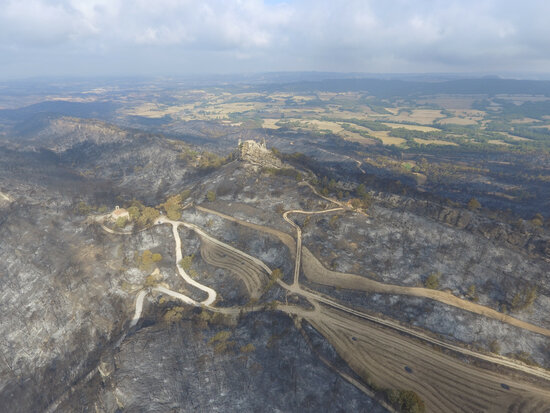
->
196, 205, 296, 253
283, 208, 344, 285
96, 202, 550, 412
158, 217, 217, 305
200, 204, 550, 338
307, 305, 550, 413
300, 247, 550, 338
200, 237, 268, 298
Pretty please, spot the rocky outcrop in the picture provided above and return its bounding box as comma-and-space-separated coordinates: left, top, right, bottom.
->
237, 139, 282, 169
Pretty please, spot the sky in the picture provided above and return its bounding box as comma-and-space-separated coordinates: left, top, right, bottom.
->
1, 0, 550, 79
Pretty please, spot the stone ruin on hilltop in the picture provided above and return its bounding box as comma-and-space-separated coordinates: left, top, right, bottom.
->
237, 138, 283, 169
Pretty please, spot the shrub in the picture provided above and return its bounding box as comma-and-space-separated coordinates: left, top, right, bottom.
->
263, 268, 283, 292
75, 201, 91, 215
137, 250, 162, 272
510, 285, 537, 312
136, 207, 160, 228
424, 272, 440, 289
466, 284, 478, 302
385, 389, 425, 413
530, 213, 544, 227
350, 198, 362, 209
115, 217, 128, 228
467, 198, 481, 211
159, 194, 182, 220
329, 214, 339, 229
356, 183, 367, 198
198, 151, 232, 170
210, 330, 231, 342
511, 351, 538, 366
206, 190, 216, 202
127, 206, 140, 220
489, 340, 501, 354
163, 309, 183, 323
180, 254, 194, 271
240, 343, 256, 353
180, 189, 191, 201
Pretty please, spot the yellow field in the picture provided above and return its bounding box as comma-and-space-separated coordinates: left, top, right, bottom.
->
510, 118, 540, 124
127, 103, 186, 118
262, 119, 281, 129
215, 102, 261, 113
416, 95, 479, 109
341, 123, 372, 133
267, 118, 373, 144
488, 139, 511, 146
504, 133, 532, 141
124, 91, 541, 156
339, 130, 378, 144
453, 109, 485, 117
388, 109, 445, 124
382, 122, 440, 132
438, 117, 478, 125
414, 138, 458, 146
374, 132, 406, 146
300, 119, 344, 133
495, 94, 550, 103
231, 92, 265, 99
437, 109, 484, 125
323, 109, 383, 119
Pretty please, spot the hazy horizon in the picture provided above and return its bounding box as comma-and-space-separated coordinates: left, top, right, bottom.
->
1, 0, 550, 80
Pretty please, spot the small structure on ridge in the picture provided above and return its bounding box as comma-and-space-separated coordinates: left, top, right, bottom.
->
237, 138, 282, 169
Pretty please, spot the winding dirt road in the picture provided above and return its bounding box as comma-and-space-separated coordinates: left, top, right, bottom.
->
95, 201, 550, 412
201, 204, 550, 338
156, 217, 217, 306
194, 205, 550, 382
300, 247, 550, 338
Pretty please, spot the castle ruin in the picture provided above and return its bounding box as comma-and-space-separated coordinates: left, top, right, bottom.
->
237, 138, 282, 169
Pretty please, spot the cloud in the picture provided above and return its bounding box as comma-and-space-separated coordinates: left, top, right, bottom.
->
0, 0, 549, 77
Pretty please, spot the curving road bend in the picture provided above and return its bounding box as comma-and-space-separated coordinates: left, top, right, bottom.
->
129, 290, 148, 327
171, 217, 273, 275
283, 208, 344, 286
156, 217, 217, 306
152, 286, 199, 306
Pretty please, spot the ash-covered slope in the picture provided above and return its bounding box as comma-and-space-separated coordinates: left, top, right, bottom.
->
59, 312, 384, 413
1, 115, 549, 412
0, 118, 197, 411
0, 117, 386, 412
